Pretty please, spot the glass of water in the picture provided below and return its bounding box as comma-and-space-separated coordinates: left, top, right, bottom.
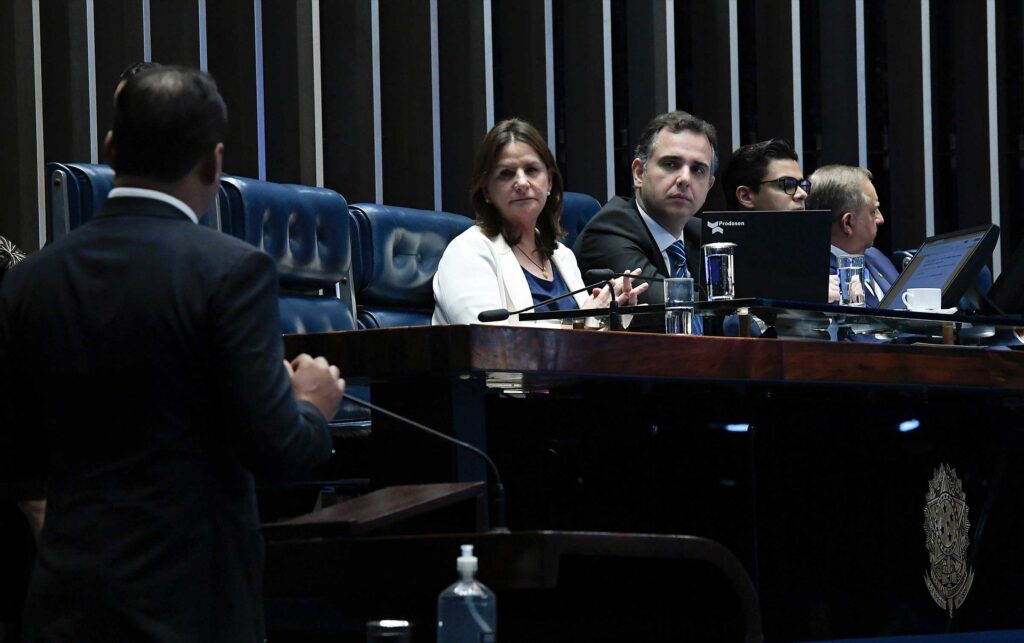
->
837, 254, 866, 306
664, 277, 695, 334
702, 242, 736, 301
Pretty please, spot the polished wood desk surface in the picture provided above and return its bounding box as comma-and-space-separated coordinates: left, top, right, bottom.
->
284, 324, 1024, 389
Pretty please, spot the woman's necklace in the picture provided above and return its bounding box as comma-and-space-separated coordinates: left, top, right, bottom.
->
514, 245, 551, 280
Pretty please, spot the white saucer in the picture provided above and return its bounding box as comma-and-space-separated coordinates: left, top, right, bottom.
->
907, 307, 957, 315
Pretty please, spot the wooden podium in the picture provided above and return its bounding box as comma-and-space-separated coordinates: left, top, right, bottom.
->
278, 326, 1024, 641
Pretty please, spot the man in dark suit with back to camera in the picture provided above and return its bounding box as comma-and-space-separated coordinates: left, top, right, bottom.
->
0, 66, 345, 641
574, 110, 718, 307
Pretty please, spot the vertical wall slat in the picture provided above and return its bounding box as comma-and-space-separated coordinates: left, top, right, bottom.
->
437, 0, 488, 216
379, 0, 435, 209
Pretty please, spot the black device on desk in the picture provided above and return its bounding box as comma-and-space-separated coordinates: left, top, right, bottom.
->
699, 209, 832, 303
881, 224, 999, 310
985, 236, 1024, 314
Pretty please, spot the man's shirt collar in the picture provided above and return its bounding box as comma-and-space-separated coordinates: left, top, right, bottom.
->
107, 187, 199, 224
636, 199, 682, 252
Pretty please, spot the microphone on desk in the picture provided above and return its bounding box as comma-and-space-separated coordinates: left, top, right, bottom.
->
477, 279, 610, 322
342, 393, 509, 533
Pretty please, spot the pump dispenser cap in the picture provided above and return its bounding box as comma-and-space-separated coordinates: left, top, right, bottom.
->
457, 544, 478, 575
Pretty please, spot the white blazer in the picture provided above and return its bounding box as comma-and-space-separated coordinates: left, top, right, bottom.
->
432, 225, 591, 325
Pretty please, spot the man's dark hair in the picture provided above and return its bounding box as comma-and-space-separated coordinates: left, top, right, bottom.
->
719, 138, 799, 209
118, 61, 160, 84
112, 66, 227, 182
634, 111, 719, 175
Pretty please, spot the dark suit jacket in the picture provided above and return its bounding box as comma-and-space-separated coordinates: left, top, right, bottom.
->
0, 196, 332, 642
573, 196, 703, 305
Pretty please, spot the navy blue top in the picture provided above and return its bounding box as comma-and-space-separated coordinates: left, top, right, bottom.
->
522, 263, 580, 313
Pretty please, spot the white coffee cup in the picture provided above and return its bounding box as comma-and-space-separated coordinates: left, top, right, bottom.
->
902, 287, 942, 311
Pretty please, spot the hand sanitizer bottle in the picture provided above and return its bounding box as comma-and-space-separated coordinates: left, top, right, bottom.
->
437, 544, 496, 642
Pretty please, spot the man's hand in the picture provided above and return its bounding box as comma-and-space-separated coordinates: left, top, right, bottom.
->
828, 275, 840, 303
285, 353, 346, 421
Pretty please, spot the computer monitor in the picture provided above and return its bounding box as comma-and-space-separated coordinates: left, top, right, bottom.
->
879, 224, 999, 310
699, 210, 833, 303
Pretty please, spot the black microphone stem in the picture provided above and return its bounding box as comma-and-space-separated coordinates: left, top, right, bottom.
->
343, 393, 508, 532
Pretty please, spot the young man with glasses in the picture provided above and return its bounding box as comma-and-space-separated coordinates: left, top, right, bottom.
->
719, 138, 809, 211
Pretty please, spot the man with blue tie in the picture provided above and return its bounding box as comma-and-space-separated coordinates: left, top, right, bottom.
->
806, 164, 899, 307
574, 111, 717, 315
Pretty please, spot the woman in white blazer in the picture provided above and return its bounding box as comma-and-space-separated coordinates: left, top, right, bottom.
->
433, 118, 646, 325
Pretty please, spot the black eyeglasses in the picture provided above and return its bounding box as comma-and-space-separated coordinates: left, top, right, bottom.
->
760, 176, 811, 195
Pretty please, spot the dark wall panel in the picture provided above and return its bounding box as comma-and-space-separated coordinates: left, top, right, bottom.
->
207, 0, 260, 179
321, 0, 376, 203
150, 0, 200, 67
682, 0, 735, 211
0, 0, 42, 249
92, 0, 144, 159
379, 0, 435, 209
557, 0, 608, 200
261, 1, 302, 184
438, 0, 488, 216
41, 0, 94, 165
754, 0, 795, 144
881, 0, 927, 252
814, 0, 859, 168
493, 0, 548, 134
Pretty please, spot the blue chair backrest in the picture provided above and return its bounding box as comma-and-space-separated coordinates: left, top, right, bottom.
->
349, 203, 473, 328
45, 163, 116, 242
45, 162, 229, 243
221, 176, 355, 333
561, 191, 602, 249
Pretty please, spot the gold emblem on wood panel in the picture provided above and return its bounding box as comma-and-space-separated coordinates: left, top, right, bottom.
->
923, 464, 974, 617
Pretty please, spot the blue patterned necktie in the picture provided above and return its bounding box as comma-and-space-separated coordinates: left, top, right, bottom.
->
665, 240, 703, 334
666, 240, 690, 278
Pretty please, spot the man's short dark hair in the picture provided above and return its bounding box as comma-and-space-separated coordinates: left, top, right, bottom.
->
719, 139, 799, 209
634, 111, 719, 175
112, 66, 227, 182
118, 61, 160, 83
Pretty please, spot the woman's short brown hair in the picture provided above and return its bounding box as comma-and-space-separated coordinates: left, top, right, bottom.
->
469, 118, 565, 259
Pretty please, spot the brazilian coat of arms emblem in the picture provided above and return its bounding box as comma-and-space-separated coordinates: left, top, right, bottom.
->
923, 463, 974, 617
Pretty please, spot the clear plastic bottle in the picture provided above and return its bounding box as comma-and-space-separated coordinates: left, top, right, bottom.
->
436, 544, 497, 643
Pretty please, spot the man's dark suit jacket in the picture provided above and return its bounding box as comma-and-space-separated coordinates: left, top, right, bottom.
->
0, 196, 333, 642
573, 196, 703, 305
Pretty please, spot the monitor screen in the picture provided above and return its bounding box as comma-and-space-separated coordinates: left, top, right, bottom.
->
882, 225, 999, 310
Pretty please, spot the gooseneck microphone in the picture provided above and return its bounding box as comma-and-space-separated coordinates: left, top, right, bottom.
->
476, 279, 609, 322
342, 393, 509, 533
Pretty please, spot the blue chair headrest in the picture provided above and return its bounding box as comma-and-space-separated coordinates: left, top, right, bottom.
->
561, 191, 602, 249
221, 176, 350, 290
45, 162, 228, 241
45, 163, 116, 240
349, 204, 472, 307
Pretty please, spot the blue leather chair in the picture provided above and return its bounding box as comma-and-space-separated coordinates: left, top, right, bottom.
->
349, 203, 473, 328
219, 176, 368, 509
45, 162, 229, 243
220, 176, 356, 334
561, 191, 602, 249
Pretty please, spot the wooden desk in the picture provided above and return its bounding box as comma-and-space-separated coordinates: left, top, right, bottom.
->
282, 327, 1024, 640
